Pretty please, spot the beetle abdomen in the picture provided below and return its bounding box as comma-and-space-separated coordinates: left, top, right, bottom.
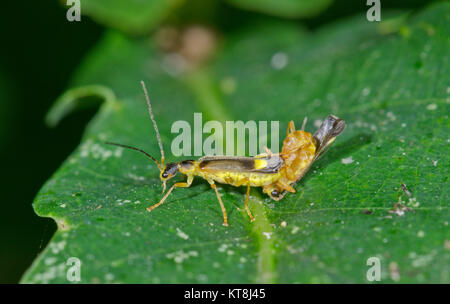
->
197, 170, 282, 187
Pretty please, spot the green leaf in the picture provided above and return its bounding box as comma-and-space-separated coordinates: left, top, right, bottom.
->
22, 3, 449, 283
79, 0, 184, 34
226, 0, 333, 18
45, 85, 117, 127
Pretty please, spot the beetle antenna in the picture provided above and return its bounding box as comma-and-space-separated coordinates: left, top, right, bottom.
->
301, 117, 308, 131
141, 80, 165, 167
105, 142, 162, 171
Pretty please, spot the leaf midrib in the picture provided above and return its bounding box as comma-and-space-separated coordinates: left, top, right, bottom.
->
184, 67, 277, 283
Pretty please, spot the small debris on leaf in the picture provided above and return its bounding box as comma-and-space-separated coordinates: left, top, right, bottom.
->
401, 183, 412, 197
361, 209, 373, 215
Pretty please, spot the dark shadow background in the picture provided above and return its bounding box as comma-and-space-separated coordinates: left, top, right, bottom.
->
0, 2, 103, 283
0, 0, 431, 283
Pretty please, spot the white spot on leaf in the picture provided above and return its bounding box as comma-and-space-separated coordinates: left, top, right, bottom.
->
341, 156, 354, 164
270, 52, 288, 70
176, 228, 189, 240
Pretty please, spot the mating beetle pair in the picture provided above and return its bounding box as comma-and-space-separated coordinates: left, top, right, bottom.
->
107, 81, 345, 226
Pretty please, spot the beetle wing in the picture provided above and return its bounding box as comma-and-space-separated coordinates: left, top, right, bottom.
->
313, 115, 346, 159
199, 155, 283, 174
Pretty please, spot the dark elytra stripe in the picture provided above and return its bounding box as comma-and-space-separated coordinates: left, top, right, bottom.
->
199, 156, 283, 173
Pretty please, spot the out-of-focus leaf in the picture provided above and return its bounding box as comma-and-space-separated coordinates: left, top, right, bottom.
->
226, 0, 333, 18
79, 0, 184, 34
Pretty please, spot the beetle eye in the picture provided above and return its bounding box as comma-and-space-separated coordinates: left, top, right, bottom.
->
162, 171, 169, 178
271, 190, 279, 197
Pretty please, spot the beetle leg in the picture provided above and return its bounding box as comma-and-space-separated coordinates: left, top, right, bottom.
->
244, 182, 255, 222
234, 178, 255, 222
263, 146, 272, 157
146, 175, 193, 212
209, 181, 228, 226
287, 120, 296, 136
276, 180, 296, 193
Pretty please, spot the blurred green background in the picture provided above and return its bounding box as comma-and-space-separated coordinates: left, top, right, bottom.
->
0, 0, 436, 283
